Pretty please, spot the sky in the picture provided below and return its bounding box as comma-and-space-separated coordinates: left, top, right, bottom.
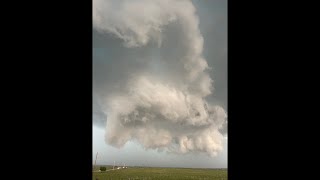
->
93, 0, 227, 168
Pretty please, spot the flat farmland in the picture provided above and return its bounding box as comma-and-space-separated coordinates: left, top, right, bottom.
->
92, 167, 227, 180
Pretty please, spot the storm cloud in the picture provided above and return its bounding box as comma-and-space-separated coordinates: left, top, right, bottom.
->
93, 0, 227, 157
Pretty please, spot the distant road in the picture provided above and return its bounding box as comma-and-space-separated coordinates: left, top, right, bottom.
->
93, 168, 125, 172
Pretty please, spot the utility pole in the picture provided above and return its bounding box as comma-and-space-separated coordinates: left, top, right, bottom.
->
94, 152, 98, 170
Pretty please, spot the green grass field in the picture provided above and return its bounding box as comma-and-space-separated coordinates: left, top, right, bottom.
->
92, 166, 227, 180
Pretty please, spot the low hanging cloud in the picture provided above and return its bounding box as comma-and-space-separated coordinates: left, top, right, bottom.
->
93, 0, 227, 157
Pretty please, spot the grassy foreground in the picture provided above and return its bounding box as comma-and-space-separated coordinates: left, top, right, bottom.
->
92, 167, 227, 180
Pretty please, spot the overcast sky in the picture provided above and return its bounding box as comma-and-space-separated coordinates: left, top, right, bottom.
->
93, 0, 227, 168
